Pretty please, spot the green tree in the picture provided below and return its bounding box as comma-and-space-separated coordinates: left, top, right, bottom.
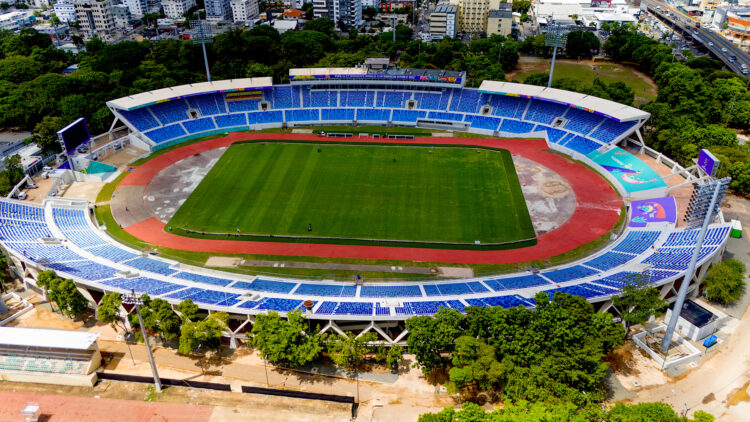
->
177, 298, 200, 322
612, 273, 667, 338
97, 292, 123, 331
303, 18, 335, 36
702, 259, 747, 304
55, 279, 88, 319
147, 298, 182, 341
386, 345, 403, 371
178, 312, 229, 355
326, 331, 377, 370
249, 310, 321, 367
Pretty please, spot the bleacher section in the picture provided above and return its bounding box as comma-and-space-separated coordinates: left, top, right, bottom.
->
0, 198, 731, 320
115, 85, 646, 152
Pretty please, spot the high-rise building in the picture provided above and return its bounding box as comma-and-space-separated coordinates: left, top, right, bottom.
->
313, 0, 361, 27
122, 0, 145, 17
74, 0, 117, 39
162, 0, 196, 19
230, 0, 259, 22
428, 2, 457, 39
457, 0, 501, 33
205, 0, 232, 20
112, 3, 131, 28
486, 1, 511, 36
54, 0, 78, 23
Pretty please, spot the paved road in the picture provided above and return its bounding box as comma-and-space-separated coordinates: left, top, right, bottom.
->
642, 0, 750, 77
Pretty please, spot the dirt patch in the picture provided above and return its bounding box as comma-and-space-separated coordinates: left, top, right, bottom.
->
702, 392, 716, 404
8, 305, 85, 331
727, 382, 750, 406
205, 256, 242, 268
63, 181, 107, 203
437, 266, 474, 278
513, 155, 576, 235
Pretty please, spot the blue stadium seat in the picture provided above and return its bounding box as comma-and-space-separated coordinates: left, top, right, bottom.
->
590, 119, 636, 143
182, 117, 216, 134
215, 113, 247, 128
149, 100, 189, 124
145, 124, 187, 144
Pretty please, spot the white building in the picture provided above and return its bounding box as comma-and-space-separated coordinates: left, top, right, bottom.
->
313, 0, 361, 27
53, 0, 77, 23
122, 0, 146, 17
163, 0, 196, 19
34, 0, 52, 7
205, 0, 232, 20
230, 0, 259, 22
74, 0, 117, 39
0, 11, 35, 31
112, 4, 131, 28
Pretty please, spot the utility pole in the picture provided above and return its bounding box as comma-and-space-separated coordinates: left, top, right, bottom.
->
545, 23, 567, 88
122, 289, 162, 392
661, 178, 730, 354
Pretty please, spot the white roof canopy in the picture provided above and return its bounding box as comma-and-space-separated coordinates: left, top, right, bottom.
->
107, 77, 273, 111
479, 80, 650, 122
0, 327, 100, 350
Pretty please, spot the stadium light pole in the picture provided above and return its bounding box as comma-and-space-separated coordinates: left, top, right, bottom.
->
660, 178, 728, 354
122, 289, 162, 392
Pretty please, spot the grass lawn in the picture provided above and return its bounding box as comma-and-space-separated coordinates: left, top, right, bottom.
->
167, 142, 535, 247
507, 58, 657, 104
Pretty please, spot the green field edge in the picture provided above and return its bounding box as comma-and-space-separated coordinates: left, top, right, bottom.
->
165, 139, 536, 251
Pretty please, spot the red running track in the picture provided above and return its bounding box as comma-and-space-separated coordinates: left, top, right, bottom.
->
119, 133, 622, 265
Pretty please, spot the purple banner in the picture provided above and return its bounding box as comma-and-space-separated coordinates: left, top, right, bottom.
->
629, 197, 677, 227
697, 149, 719, 177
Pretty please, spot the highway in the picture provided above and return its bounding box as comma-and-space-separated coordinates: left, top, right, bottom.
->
641, 0, 750, 78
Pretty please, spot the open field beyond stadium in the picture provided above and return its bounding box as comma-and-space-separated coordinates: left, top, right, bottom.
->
166, 142, 535, 248
117, 133, 623, 265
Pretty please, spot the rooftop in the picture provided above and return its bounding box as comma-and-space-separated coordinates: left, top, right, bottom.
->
669, 299, 716, 328
0, 327, 100, 350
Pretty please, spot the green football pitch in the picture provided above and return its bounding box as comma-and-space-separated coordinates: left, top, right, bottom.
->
167, 142, 535, 247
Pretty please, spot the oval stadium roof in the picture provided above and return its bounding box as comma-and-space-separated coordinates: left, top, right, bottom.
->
107, 77, 273, 111
479, 80, 650, 122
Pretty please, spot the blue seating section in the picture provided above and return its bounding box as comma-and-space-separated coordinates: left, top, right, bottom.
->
215, 113, 247, 128
489, 96, 528, 118
182, 117, 216, 134
226, 99, 260, 112
595, 270, 678, 289
380, 91, 410, 108
662, 227, 731, 247
173, 271, 234, 287
233, 278, 296, 294
250, 110, 284, 124
428, 111, 465, 122
188, 94, 224, 116
149, 100, 189, 124
500, 119, 535, 134
269, 86, 293, 109
613, 231, 660, 255
449, 89, 481, 113
48, 261, 118, 281
316, 301, 373, 316
482, 274, 550, 291
340, 91, 374, 107
524, 101, 568, 125
396, 301, 448, 315
423, 282, 487, 296
584, 251, 636, 271
309, 90, 337, 107
391, 110, 426, 122
321, 108, 355, 121
542, 265, 599, 283
102, 277, 182, 296
543, 282, 619, 299
414, 92, 445, 110
540, 126, 568, 144
7, 242, 84, 262
375, 302, 391, 316
641, 246, 718, 271
0, 220, 52, 241
124, 256, 177, 276
465, 115, 501, 131
293, 283, 357, 297
145, 124, 187, 144
254, 297, 303, 312
590, 119, 636, 143
465, 295, 530, 308
120, 108, 159, 131
561, 135, 603, 155
0, 201, 45, 222
165, 287, 240, 306
87, 244, 139, 262
356, 108, 391, 121
564, 108, 603, 135
360, 285, 422, 298
286, 109, 320, 122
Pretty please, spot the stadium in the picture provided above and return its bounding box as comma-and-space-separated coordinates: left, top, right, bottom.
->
0, 65, 732, 346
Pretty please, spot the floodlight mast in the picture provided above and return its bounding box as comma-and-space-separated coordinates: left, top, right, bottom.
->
198, 19, 211, 83
123, 289, 162, 392
660, 178, 728, 354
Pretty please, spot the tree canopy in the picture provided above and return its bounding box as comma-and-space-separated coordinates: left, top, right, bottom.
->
702, 259, 747, 304
249, 310, 322, 368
